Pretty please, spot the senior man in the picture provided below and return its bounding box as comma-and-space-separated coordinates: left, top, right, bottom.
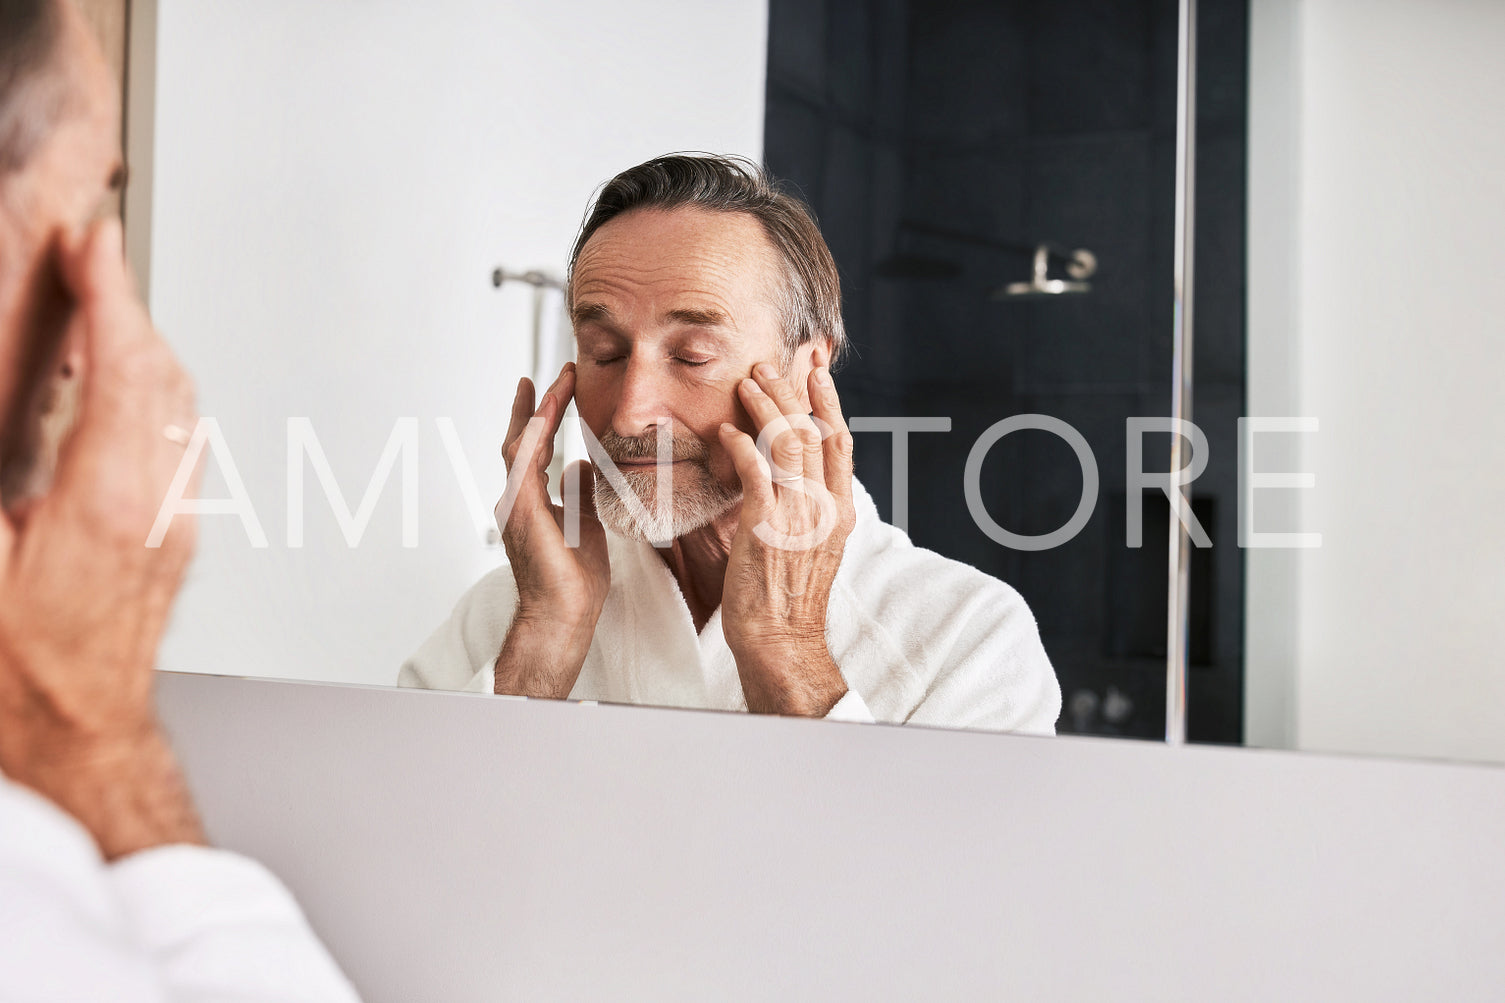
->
0, 1, 357, 997
402, 154, 1060, 734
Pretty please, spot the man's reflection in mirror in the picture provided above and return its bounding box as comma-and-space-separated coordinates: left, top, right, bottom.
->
400, 154, 1060, 734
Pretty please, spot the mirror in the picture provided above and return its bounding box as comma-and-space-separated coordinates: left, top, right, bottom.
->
136, 0, 1193, 740
136, 0, 1501, 763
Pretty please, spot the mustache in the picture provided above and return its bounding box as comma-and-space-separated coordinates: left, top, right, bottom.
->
595, 428, 708, 463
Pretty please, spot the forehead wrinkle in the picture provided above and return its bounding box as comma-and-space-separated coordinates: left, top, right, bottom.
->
572, 269, 746, 337
571, 207, 785, 345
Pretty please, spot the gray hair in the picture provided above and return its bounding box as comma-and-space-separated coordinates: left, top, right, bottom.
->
0, 0, 67, 176
567, 153, 847, 365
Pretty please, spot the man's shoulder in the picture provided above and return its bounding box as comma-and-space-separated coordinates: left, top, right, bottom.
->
829, 481, 1057, 732
455, 561, 521, 611
840, 479, 1032, 616
431, 560, 523, 656
0, 774, 101, 867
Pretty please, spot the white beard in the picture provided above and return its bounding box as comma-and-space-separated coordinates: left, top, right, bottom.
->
593, 463, 741, 544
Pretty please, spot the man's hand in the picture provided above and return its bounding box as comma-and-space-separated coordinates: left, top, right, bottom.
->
493, 362, 610, 698
0, 218, 205, 858
717, 363, 856, 716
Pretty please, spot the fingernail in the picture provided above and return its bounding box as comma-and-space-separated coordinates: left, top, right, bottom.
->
743, 378, 764, 395
756, 363, 778, 379
815, 367, 831, 386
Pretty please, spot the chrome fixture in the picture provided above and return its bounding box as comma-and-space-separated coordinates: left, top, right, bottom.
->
1166, 0, 1198, 747
491, 267, 564, 291
490, 265, 569, 384
993, 244, 1097, 299
872, 220, 1098, 299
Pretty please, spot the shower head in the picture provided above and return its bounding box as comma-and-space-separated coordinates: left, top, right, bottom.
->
992, 245, 1097, 300
996, 277, 1091, 298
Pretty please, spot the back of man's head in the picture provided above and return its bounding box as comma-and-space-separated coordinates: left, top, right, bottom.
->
567, 153, 848, 366
0, 0, 67, 177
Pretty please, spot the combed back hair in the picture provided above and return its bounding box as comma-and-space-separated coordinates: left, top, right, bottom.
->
567, 153, 847, 366
0, 0, 66, 176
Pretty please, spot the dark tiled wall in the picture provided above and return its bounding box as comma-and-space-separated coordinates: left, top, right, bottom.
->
766, 0, 1248, 742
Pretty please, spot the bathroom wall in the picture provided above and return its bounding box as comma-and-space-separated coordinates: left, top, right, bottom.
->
143, 0, 767, 685
1247, 0, 1505, 762
765, 0, 1249, 741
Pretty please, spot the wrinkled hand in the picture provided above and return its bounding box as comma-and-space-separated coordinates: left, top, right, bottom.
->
0, 219, 200, 756
717, 363, 856, 716
493, 362, 609, 697
0, 218, 205, 857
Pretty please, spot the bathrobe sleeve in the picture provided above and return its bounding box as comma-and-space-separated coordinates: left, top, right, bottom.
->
0, 777, 360, 1002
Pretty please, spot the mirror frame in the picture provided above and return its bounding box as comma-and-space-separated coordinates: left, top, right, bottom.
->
1165, 0, 1198, 744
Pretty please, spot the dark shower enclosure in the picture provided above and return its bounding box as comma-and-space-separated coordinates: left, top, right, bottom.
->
763, 0, 1248, 742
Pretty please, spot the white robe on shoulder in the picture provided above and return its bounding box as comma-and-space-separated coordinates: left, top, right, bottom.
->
400, 479, 1061, 734
0, 775, 359, 1002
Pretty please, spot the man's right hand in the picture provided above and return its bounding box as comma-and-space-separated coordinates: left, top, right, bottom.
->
493, 362, 609, 698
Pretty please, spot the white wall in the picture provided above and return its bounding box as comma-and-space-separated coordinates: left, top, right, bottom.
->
1247, 0, 1505, 762
146, 0, 767, 685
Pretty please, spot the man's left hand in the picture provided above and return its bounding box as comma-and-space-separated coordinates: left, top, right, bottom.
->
717, 362, 855, 716
0, 219, 205, 858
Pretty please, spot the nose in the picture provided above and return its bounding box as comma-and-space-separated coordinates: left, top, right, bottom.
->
611, 355, 672, 438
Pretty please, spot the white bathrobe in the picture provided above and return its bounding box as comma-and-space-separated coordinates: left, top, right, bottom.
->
400, 479, 1061, 734
0, 775, 359, 1002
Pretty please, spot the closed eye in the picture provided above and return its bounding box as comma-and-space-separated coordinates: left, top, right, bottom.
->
674, 357, 711, 368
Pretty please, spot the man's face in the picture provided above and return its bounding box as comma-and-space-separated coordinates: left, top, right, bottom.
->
570, 206, 822, 541
0, 1, 125, 506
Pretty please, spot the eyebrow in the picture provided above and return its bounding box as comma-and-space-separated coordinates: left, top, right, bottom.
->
571, 301, 614, 327
663, 307, 729, 328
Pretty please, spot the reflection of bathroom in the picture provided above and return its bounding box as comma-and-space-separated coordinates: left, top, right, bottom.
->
764, 0, 1248, 742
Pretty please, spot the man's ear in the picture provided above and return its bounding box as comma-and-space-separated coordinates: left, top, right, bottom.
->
808, 337, 833, 371
790, 337, 834, 410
